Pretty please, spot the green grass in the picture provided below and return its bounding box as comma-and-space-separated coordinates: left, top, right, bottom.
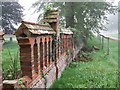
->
2, 41, 19, 69
2, 41, 20, 79
51, 37, 118, 88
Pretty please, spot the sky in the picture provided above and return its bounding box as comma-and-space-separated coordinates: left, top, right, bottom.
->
18, 0, 38, 22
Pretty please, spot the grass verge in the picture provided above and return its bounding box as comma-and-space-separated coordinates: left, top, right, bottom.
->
51, 36, 118, 88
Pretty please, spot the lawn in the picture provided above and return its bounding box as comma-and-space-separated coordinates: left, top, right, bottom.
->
51, 37, 118, 88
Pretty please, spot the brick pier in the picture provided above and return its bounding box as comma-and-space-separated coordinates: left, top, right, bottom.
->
0, 32, 4, 90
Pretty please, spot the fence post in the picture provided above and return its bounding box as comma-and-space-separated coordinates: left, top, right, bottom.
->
98, 33, 101, 47
101, 35, 104, 49
107, 37, 109, 55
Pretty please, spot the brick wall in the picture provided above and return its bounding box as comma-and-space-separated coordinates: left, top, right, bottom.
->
2, 34, 77, 89
0, 33, 4, 90
3, 10, 80, 89
16, 34, 75, 89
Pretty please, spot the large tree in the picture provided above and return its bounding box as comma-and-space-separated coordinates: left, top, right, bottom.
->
32, 1, 117, 45
1, 2, 23, 34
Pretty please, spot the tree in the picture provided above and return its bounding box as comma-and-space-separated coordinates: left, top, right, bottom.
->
65, 2, 75, 28
1, 2, 23, 34
32, 1, 117, 45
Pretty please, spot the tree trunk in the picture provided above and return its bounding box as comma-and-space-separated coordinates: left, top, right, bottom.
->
65, 2, 75, 28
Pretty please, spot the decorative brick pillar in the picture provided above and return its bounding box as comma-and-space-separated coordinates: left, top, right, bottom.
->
72, 34, 74, 50
58, 38, 61, 58
0, 32, 4, 90
62, 35, 64, 54
42, 37, 45, 70
63, 35, 65, 54
0, 49, 2, 90
46, 37, 49, 67
57, 39, 59, 59
48, 38, 50, 66
36, 37, 41, 75
50, 37, 53, 64
67, 35, 69, 50
66, 35, 68, 52
65, 35, 67, 52
0, 42, 3, 90
18, 37, 36, 79
68, 35, 70, 49
70, 35, 72, 49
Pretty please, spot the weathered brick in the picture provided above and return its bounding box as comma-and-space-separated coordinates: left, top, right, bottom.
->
3, 80, 19, 90
15, 10, 75, 89
18, 38, 29, 44
0, 32, 4, 90
22, 71, 32, 77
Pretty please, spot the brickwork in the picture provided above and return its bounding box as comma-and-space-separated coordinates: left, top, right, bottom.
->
3, 10, 78, 89
0, 32, 4, 90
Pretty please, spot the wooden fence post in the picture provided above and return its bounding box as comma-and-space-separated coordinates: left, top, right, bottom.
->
107, 37, 109, 55
102, 35, 104, 49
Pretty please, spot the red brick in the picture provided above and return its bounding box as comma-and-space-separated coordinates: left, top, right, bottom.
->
18, 39, 29, 44
22, 71, 32, 77
3, 80, 19, 90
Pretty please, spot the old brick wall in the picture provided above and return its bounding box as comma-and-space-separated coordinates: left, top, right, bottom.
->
11, 9, 78, 89
28, 34, 74, 88
2, 9, 82, 89
0, 43, 2, 90
14, 34, 75, 89
28, 55, 73, 88
0, 33, 4, 90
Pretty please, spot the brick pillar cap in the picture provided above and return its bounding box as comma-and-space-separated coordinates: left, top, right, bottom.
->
3, 80, 17, 85
0, 32, 4, 36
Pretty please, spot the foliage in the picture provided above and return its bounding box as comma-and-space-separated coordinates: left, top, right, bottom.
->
51, 37, 118, 88
1, 2, 23, 34
2, 41, 21, 80
74, 2, 117, 43
32, 1, 117, 44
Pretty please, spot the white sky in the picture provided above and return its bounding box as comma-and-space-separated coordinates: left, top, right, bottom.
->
18, 0, 120, 23
18, 0, 39, 22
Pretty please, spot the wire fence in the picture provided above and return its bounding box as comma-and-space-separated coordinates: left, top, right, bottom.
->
97, 33, 119, 55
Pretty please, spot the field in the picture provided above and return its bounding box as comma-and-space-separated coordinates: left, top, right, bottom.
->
51, 37, 118, 88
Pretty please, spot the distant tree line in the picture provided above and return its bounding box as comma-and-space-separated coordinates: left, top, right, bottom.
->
1, 2, 23, 34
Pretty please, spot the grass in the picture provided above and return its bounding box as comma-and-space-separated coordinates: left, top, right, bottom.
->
2, 40, 20, 79
51, 36, 118, 88
2, 41, 19, 69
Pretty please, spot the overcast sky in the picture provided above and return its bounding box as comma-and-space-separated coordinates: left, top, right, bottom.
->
18, 0, 38, 22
